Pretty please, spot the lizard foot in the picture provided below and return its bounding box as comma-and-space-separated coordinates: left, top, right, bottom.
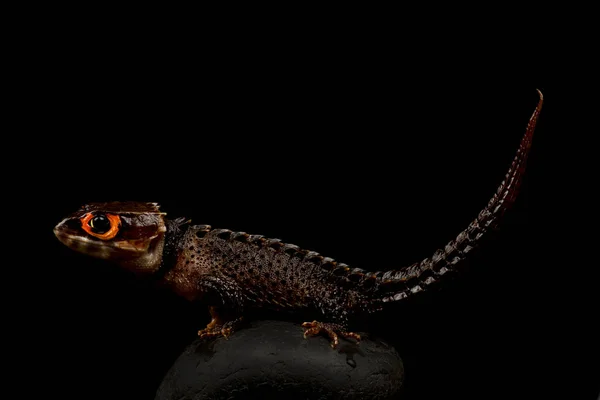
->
198, 306, 243, 340
301, 320, 361, 349
198, 317, 243, 340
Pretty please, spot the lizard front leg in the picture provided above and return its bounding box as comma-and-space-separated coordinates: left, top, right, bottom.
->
302, 320, 361, 349
197, 275, 245, 339
198, 306, 243, 339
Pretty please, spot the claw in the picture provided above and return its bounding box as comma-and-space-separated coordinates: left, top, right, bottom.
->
198, 325, 234, 339
302, 320, 361, 349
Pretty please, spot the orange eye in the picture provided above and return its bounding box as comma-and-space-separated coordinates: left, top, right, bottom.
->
80, 213, 121, 240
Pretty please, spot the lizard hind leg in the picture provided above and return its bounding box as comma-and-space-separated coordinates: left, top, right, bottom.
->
198, 306, 243, 340
301, 320, 361, 349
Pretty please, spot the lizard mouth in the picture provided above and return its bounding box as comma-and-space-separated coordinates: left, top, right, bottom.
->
54, 222, 150, 259
54, 229, 119, 258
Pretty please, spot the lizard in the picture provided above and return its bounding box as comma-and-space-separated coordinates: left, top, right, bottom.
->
53, 89, 543, 348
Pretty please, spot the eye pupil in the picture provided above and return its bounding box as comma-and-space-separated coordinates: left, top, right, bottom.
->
90, 214, 111, 234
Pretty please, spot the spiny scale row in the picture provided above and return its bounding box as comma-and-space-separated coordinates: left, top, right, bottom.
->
193, 225, 380, 286
378, 218, 484, 302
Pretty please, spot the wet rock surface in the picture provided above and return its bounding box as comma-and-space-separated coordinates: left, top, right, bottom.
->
155, 320, 404, 399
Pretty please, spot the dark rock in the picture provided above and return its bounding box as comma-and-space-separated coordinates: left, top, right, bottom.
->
155, 320, 404, 399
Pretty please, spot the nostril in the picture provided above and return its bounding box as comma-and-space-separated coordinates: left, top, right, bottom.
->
54, 218, 83, 233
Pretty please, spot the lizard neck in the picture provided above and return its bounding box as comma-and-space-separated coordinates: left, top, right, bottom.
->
154, 217, 189, 281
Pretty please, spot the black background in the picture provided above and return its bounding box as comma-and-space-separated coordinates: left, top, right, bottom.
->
11, 31, 597, 400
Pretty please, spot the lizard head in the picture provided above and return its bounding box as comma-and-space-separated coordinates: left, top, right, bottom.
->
54, 202, 167, 274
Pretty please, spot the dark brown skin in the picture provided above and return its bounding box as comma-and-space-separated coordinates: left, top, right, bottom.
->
54, 90, 543, 348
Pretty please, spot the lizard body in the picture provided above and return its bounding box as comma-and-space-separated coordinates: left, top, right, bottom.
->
54, 90, 543, 347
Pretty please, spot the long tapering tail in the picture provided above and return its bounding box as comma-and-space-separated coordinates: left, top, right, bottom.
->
376, 89, 543, 303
